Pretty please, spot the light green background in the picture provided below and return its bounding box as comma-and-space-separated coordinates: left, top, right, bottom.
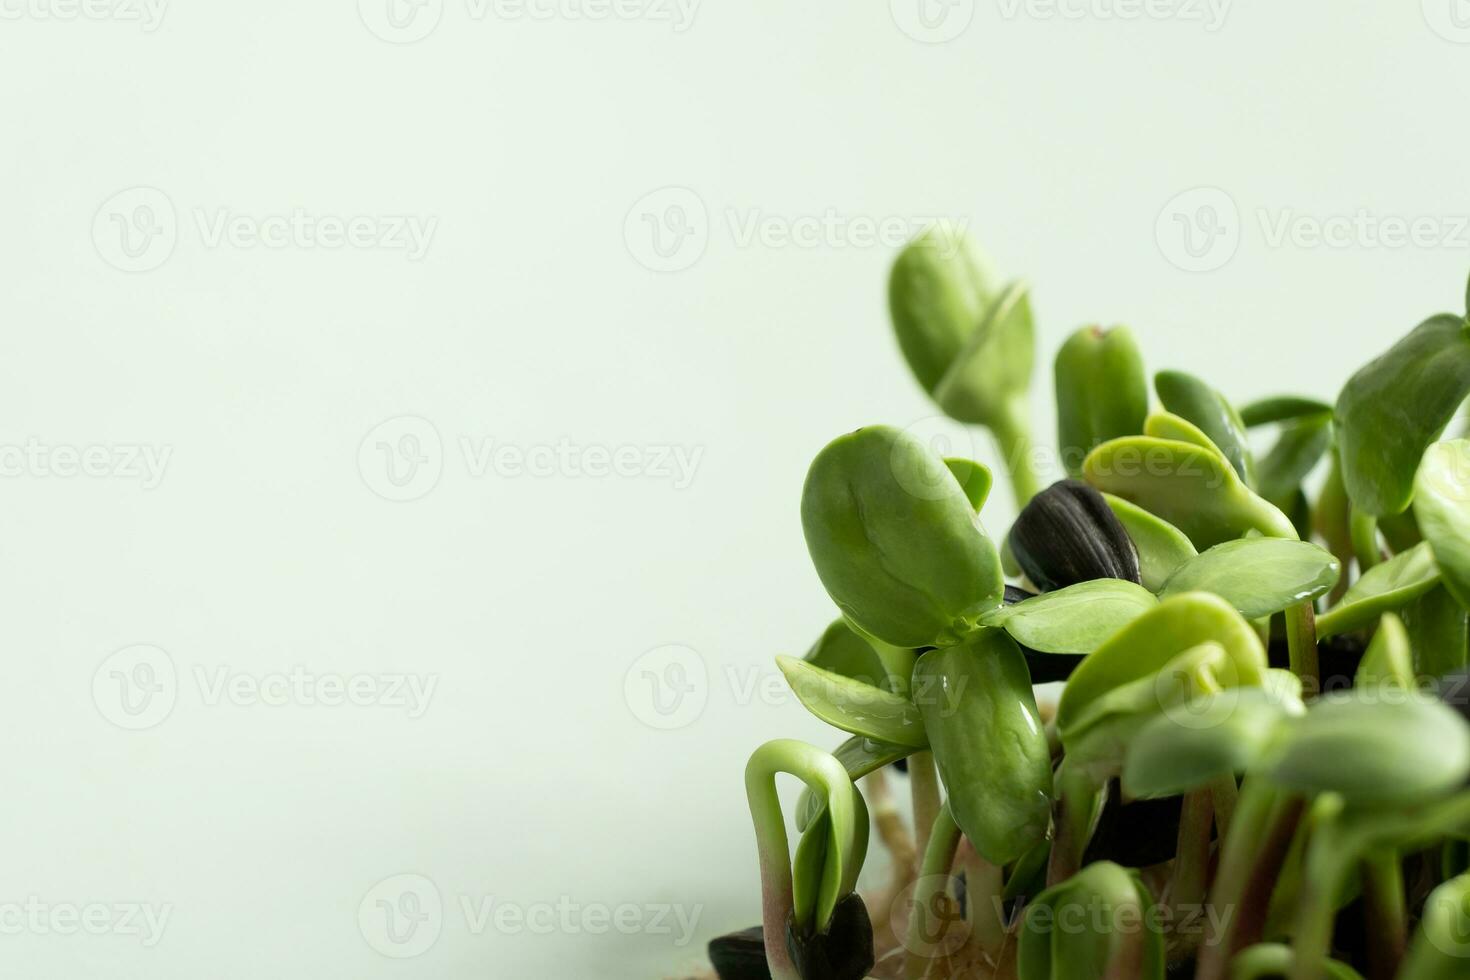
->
2, 2, 1470, 977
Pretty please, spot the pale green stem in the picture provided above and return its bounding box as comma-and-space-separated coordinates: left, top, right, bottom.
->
1197, 780, 1294, 980
1290, 798, 1350, 980
956, 837, 1006, 954
989, 398, 1042, 508
745, 740, 860, 980
1351, 508, 1381, 573
909, 750, 941, 860
905, 802, 963, 980
1211, 774, 1240, 841
1168, 787, 1214, 950
1286, 602, 1321, 694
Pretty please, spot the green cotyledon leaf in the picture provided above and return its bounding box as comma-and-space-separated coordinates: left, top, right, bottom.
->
887, 221, 997, 397
1335, 312, 1470, 517
1082, 436, 1295, 549
1316, 541, 1441, 638
1056, 591, 1267, 738
912, 629, 1052, 865
980, 579, 1157, 654
1102, 492, 1197, 592
1054, 324, 1148, 478
1258, 691, 1470, 806
800, 424, 1004, 648
1155, 369, 1255, 485
944, 456, 993, 512
1019, 862, 1165, 980
1158, 538, 1340, 620
931, 280, 1036, 429
776, 656, 928, 748
1414, 439, 1470, 610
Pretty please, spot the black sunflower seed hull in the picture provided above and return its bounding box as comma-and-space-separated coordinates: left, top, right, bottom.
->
1009, 480, 1141, 592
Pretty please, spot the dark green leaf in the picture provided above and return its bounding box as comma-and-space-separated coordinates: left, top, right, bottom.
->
1257, 415, 1333, 506
1156, 369, 1255, 485
1335, 313, 1470, 516
887, 222, 995, 396
1239, 396, 1334, 428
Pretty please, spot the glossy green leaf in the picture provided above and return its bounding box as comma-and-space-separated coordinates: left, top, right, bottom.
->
1083, 436, 1296, 549
1257, 414, 1334, 506
980, 578, 1157, 654
1239, 396, 1334, 428
1404, 585, 1470, 680
776, 656, 928, 748
944, 456, 993, 512
1399, 872, 1470, 980
801, 425, 1004, 648
1259, 692, 1470, 806
1356, 613, 1415, 691
1158, 538, 1340, 619
1019, 862, 1164, 980
1102, 492, 1197, 591
1054, 324, 1148, 477
912, 630, 1052, 865
803, 619, 888, 689
932, 280, 1036, 428
1415, 439, 1470, 610
795, 736, 913, 831
1316, 541, 1441, 638
887, 222, 995, 396
1156, 369, 1255, 485
1335, 313, 1470, 516
1057, 591, 1267, 737
1122, 685, 1304, 799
